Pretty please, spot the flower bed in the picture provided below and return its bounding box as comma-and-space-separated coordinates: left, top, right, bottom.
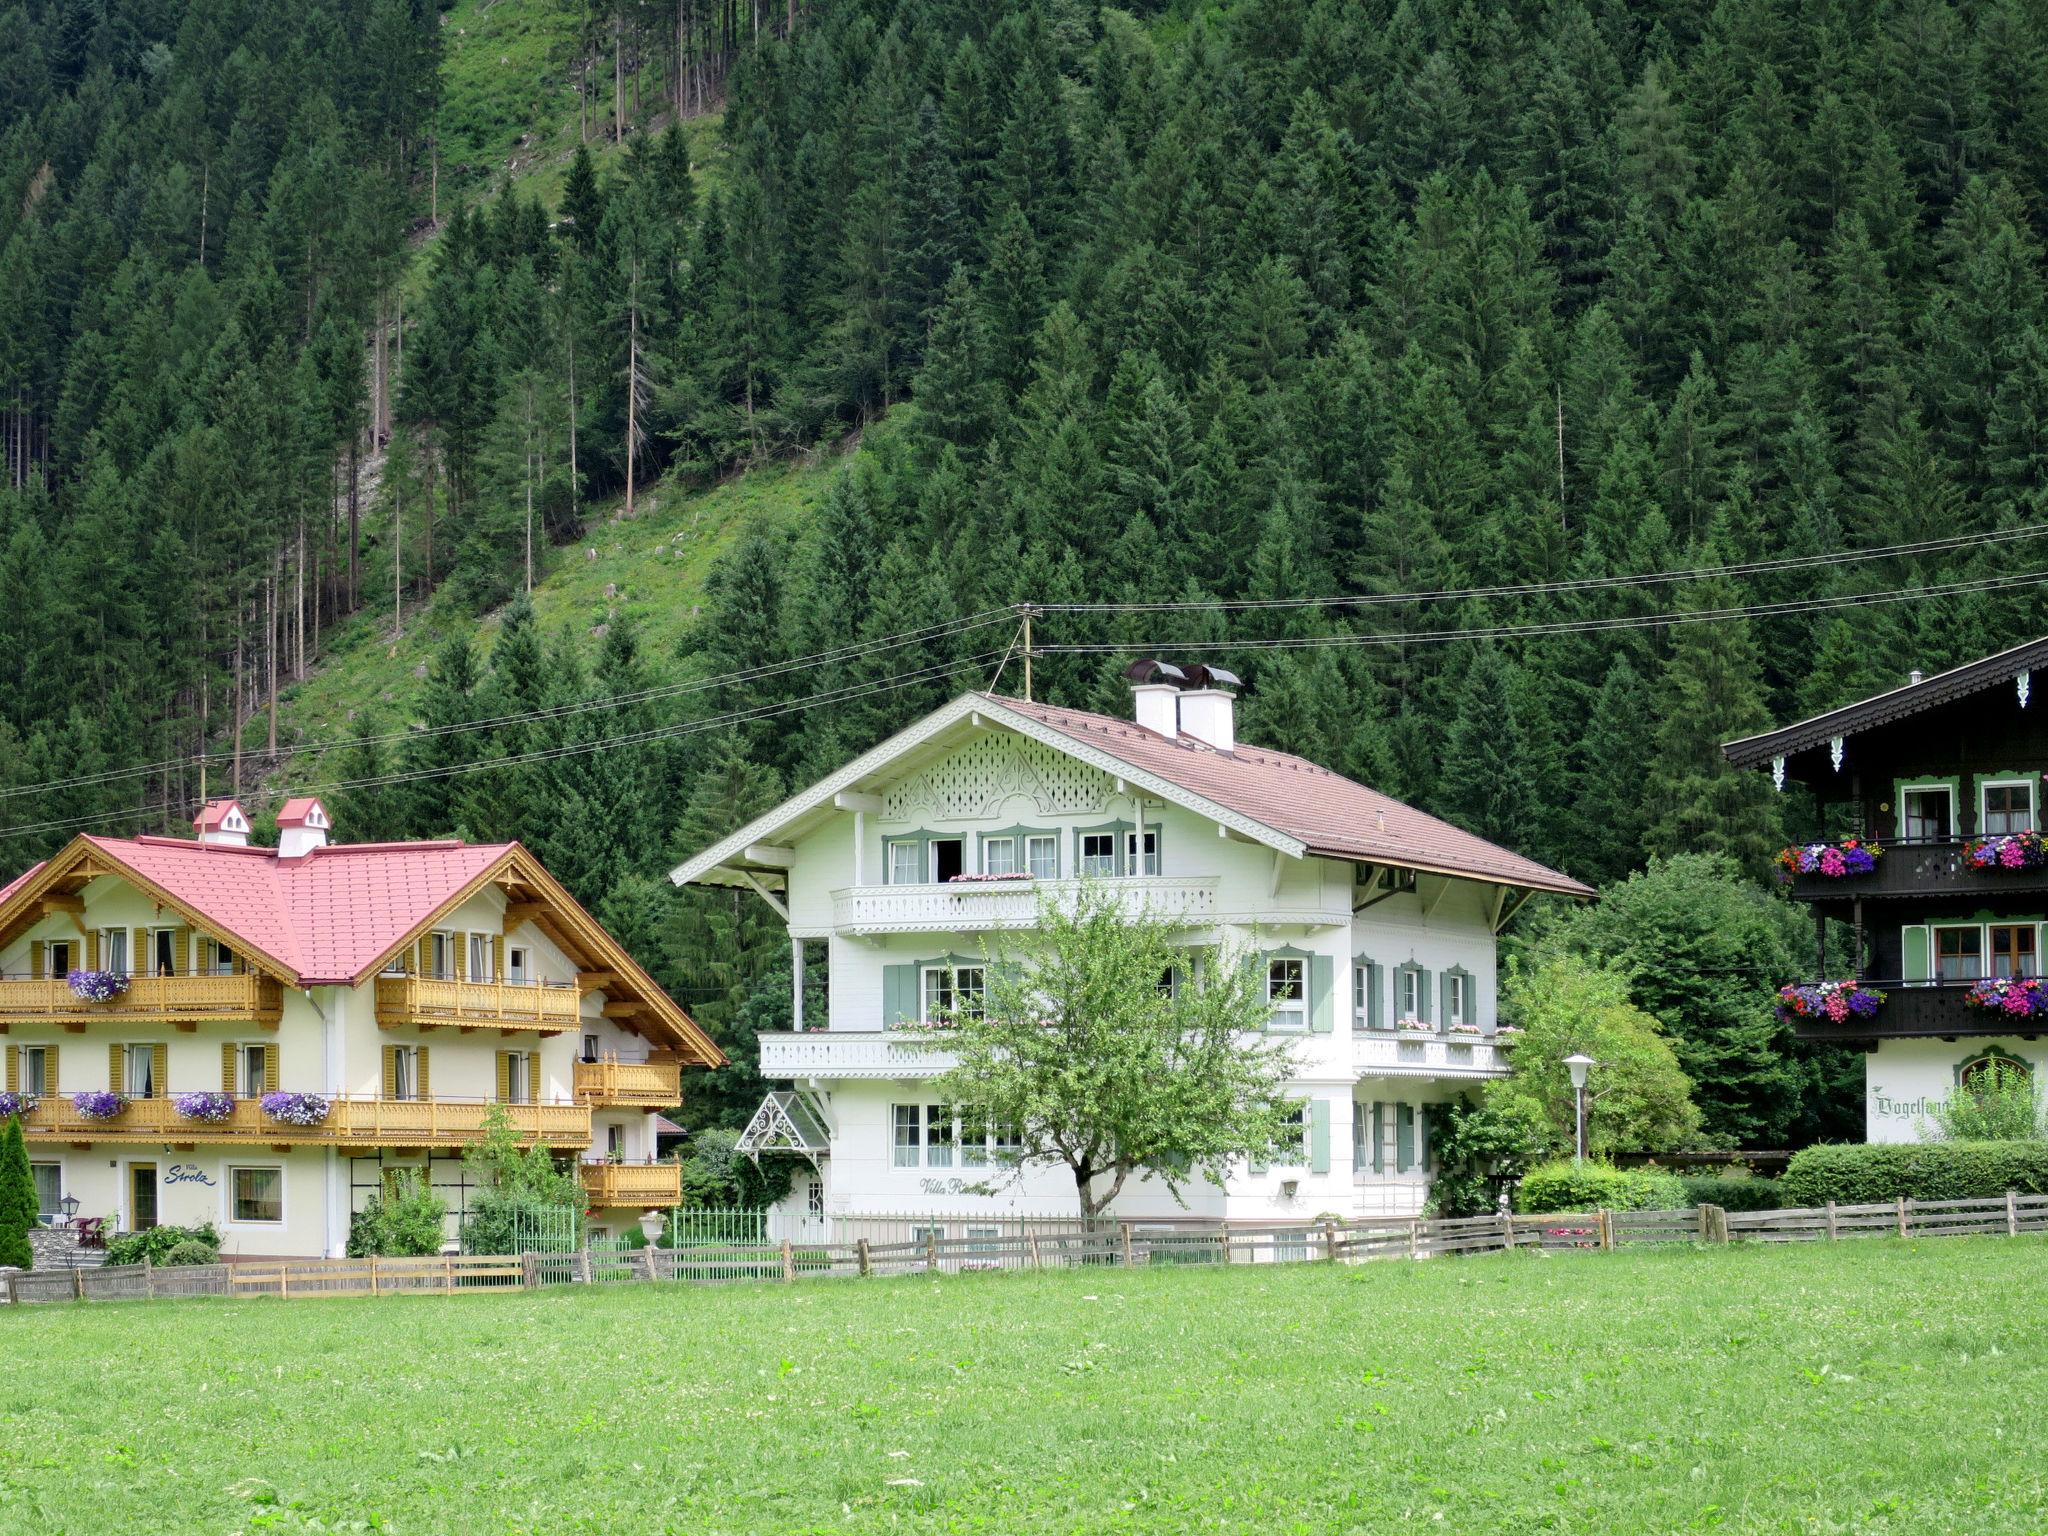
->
65, 968, 131, 1002
1774, 837, 1882, 880
1776, 979, 1885, 1025
1964, 830, 2048, 872
259, 1091, 330, 1127
1963, 975, 2048, 1018
173, 1091, 238, 1124
71, 1090, 128, 1120
0, 1090, 38, 1119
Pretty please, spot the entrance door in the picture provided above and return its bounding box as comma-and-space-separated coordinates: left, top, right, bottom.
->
129, 1163, 158, 1231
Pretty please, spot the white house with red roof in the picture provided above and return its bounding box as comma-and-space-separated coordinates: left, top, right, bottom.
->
671, 665, 1591, 1241
0, 799, 723, 1256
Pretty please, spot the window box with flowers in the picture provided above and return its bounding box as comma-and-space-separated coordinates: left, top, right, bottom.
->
72, 1090, 128, 1120
1446, 1022, 1483, 1038
1493, 1026, 1524, 1048
1964, 975, 2048, 1018
259, 1091, 330, 1127
1774, 838, 1883, 881
65, 968, 131, 1003
0, 1090, 38, 1118
1775, 980, 1885, 1026
173, 1091, 237, 1124
1964, 830, 2048, 872
1396, 1018, 1434, 1036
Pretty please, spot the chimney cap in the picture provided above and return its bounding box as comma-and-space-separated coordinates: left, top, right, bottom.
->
1179, 663, 1242, 692
193, 798, 250, 834
1124, 659, 1189, 687
1909, 669, 1925, 685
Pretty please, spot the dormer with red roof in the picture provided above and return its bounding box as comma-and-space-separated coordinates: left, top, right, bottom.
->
276, 796, 331, 859
193, 797, 252, 848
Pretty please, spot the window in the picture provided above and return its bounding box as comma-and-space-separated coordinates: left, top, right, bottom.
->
982, 836, 1017, 877
427, 932, 455, 979
887, 840, 923, 886
893, 1104, 922, 1167
101, 929, 129, 977
125, 1043, 157, 1099
806, 1177, 825, 1219
391, 1047, 420, 1101
1351, 1109, 1370, 1170
1157, 966, 1179, 999
1080, 833, 1117, 876
1268, 958, 1306, 1031
926, 1103, 956, 1167
967, 1225, 1000, 1256
606, 1124, 625, 1157
509, 948, 531, 985
1961, 1053, 2031, 1092
1900, 786, 1954, 842
1984, 780, 2036, 837
208, 940, 236, 976
1990, 925, 2037, 979
504, 1052, 531, 1104
1026, 835, 1058, 880
1274, 1104, 1308, 1165
931, 838, 965, 883
991, 1119, 1022, 1159
959, 1106, 990, 1168
923, 964, 985, 1022
1445, 972, 1468, 1027
469, 934, 493, 982
1399, 967, 1423, 1021
582, 1033, 601, 1063
31, 1163, 60, 1221
1936, 927, 1983, 982
230, 1167, 283, 1224
150, 929, 177, 977
1352, 963, 1373, 1032
1123, 829, 1161, 876
46, 940, 72, 976
240, 1044, 267, 1099
19, 1045, 48, 1096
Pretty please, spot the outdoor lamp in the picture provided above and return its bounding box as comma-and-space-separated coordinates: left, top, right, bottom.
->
59, 1193, 80, 1221
1563, 1053, 1596, 1167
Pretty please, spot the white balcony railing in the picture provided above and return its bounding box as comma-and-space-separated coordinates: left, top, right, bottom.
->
759, 1031, 953, 1080
829, 876, 1221, 936
1351, 1029, 1511, 1080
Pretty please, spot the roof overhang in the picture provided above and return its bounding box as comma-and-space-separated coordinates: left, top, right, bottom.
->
670, 693, 1306, 890
736, 1089, 832, 1163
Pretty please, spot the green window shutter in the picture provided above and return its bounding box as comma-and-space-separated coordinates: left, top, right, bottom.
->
1309, 954, 1334, 1033
882, 963, 916, 1026
1397, 1104, 1415, 1172
1439, 969, 1452, 1026
1415, 1104, 1429, 1173
1370, 1102, 1384, 1173
1308, 1099, 1331, 1174
1417, 969, 1433, 1024
1367, 961, 1383, 1029
1899, 925, 1929, 983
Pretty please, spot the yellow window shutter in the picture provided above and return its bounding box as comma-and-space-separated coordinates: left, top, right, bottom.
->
132, 928, 147, 975
108, 1042, 123, 1094
45, 1045, 57, 1092
29, 940, 44, 979
86, 931, 99, 970
526, 1051, 539, 1105
416, 1046, 431, 1097
221, 1043, 236, 1093
412, 938, 424, 976
178, 928, 192, 975
232, 946, 245, 975
152, 1043, 167, 1097
263, 1044, 279, 1093
453, 937, 467, 982
495, 1051, 510, 1103
382, 1045, 397, 1099
493, 935, 505, 983
5, 1046, 15, 1092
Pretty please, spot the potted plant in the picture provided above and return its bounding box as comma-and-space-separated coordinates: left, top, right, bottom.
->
65, 968, 131, 1003
1774, 979, 1885, 1025
172, 1091, 237, 1124
259, 1091, 330, 1127
71, 1090, 128, 1120
0, 1090, 38, 1118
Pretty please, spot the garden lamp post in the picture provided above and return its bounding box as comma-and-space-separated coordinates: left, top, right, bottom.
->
1563, 1053, 1596, 1167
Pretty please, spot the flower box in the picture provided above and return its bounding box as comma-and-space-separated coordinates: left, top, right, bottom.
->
945, 872, 1032, 883
0, 1090, 38, 1119
1964, 830, 2048, 872
1774, 838, 1882, 880
1493, 1027, 1524, 1047
1446, 1023, 1483, 1037
259, 1091, 330, 1127
173, 1091, 237, 1124
1396, 1019, 1433, 1035
1775, 979, 1885, 1025
71, 1090, 128, 1120
1964, 975, 2048, 1018
65, 968, 131, 1003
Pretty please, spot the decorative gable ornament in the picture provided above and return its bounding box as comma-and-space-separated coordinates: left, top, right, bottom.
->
1771, 756, 1786, 793
2020, 670, 2032, 709
1829, 736, 1845, 773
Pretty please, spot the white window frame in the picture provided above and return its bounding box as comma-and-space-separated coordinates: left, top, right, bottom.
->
1267, 958, 1307, 1032
892, 1104, 921, 1168
240, 1043, 267, 1099
208, 939, 237, 976
1122, 829, 1161, 876
981, 836, 1018, 877
1079, 833, 1117, 876
1025, 834, 1058, 880
1981, 778, 2037, 837
20, 1044, 49, 1096
582, 1032, 601, 1062
1898, 782, 1955, 843
1445, 972, 1468, 1027
468, 933, 493, 983
886, 840, 923, 887
806, 1177, 825, 1218
606, 1124, 625, 1157
124, 1042, 157, 1099
148, 927, 178, 978
427, 932, 455, 980
928, 837, 966, 883
227, 1166, 284, 1225
1277, 1104, 1308, 1166
30, 1161, 61, 1221
959, 1106, 989, 1169
925, 1102, 956, 1167
508, 947, 531, 985
391, 1046, 420, 1102
46, 939, 73, 976
1352, 963, 1370, 1032
101, 929, 130, 977
922, 964, 985, 1023
1934, 923, 1985, 983
1400, 967, 1422, 1021
503, 1051, 531, 1105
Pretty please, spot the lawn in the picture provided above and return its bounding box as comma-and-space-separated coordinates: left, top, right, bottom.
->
4, 1240, 2045, 1533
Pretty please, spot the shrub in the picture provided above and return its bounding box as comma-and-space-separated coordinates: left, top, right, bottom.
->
0, 1118, 35, 1270
1779, 1141, 2048, 1206
1514, 1159, 1690, 1213
346, 1172, 448, 1257
162, 1240, 217, 1267
105, 1223, 220, 1266
1675, 1172, 1783, 1212
1928, 1062, 2042, 1141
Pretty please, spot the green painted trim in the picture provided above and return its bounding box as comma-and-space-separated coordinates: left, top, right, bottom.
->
1440, 963, 1477, 1029
1352, 955, 1385, 1030
1892, 776, 1961, 839
1259, 945, 1315, 1033
1393, 960, 1430, 1023
1973, 770, 2042, 834
880, 829, 971, 885
1308, 1099, 1331, 1173
1955, 1047, 2034, 1087
1396, 1104, 1415, 1172
978, 824, 1059, 877
1071, 819, 1163, 877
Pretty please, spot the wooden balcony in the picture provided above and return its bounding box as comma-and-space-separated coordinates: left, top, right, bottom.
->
16, 1094, 591, 1149
581, 1159, 683, 1208
574, 1054, 682, 1108
374, 976, 583, 1034
0, 973, 283, 1030
1788, 840, 2048, 904
1786, 980, 2047, 1043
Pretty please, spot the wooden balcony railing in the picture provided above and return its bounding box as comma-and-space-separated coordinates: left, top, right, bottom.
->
573, 1054, 682, 1107
581, 1159, 683, 1208
373, 975, 583, 1033
0, 973, 283, 1027
1784, 979, 2046, 1042
16, 1094, 591, 1148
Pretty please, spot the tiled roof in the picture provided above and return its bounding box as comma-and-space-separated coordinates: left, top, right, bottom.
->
985, 695, 1594, 898
276, 797, 327, 826
74, 835, 513, 984
0, 861, 45, 910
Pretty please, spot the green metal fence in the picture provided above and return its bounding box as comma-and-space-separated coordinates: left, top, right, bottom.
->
662, 1208, 769, 1248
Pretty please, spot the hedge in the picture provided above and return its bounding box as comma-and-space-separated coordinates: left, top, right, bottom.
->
1514, 1160, 1690, 1214
1779, 1141, 2048, 1206
1675, 1173, 1782, 1212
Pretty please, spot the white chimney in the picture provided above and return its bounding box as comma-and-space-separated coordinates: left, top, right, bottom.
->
277, 797, 333, 859
1177, 688, 1236, 753
193, 798, 251, 848
1131, 683, 1179, 736
1909, 669, 1925, 686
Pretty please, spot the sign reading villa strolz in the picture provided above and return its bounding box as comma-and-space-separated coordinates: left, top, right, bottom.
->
164, 1164, 217, 1187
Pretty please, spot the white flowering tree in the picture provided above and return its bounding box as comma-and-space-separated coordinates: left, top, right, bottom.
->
913, 883, 1298, 1218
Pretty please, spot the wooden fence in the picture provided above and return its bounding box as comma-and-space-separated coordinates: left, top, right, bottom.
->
8, 1194, 2048, 1305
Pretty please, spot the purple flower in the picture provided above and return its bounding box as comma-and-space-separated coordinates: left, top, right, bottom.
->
259, 1091, 330, 1127
71, 1090, 128, 1120
0, 1089, 38, 1119
173, 1091, 237, 1123
65, 968, 130, 1002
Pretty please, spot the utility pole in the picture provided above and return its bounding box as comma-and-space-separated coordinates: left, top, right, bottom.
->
1021, 605, 1034, 702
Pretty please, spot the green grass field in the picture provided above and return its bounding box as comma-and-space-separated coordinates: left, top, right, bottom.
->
4, 1239, 2045, 1533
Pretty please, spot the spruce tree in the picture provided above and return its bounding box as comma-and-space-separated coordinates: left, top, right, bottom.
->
0, 1117, 35, 1271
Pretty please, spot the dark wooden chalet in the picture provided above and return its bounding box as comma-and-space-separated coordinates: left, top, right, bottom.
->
1724, 636, 2048, 1046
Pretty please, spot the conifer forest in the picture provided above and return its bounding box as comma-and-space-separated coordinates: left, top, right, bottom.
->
5, 0, 2048, 1143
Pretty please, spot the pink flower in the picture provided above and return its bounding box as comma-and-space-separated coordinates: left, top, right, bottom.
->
2008, 989, 2035, 1015
1824, 993, 1848, 1020
1820, 848, 1845, 876
2004, 843, 2027, 868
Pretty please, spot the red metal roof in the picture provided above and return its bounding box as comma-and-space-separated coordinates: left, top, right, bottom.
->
986, 694, 1593, 898
0, 861, 45, 910
276, 797, 328, 826
192, 798, 248, 831
74, 835, 513, 984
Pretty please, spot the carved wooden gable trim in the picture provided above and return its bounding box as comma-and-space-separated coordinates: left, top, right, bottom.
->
886, 733, 1112, 822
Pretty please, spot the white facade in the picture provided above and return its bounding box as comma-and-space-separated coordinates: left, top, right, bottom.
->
1864, 1036, 2048, 1142
677, 688, 1561, 1239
